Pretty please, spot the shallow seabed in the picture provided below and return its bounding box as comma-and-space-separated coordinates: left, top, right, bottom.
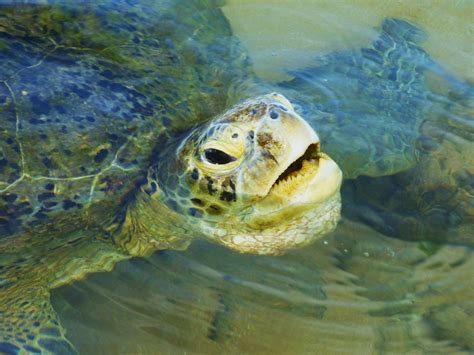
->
52, 1, 473, 354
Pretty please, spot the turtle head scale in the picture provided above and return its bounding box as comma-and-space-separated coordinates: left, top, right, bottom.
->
139, 93, 342, 256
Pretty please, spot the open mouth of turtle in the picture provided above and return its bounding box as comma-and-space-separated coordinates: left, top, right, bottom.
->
268, 143, 321, 196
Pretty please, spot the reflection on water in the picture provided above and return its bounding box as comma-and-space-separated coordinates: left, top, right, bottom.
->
0, 0, 471, 353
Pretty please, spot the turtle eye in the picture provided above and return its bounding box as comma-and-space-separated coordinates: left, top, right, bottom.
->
204, 148, 236, 165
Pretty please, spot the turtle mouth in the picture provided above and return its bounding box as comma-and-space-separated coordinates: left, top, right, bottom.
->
268, 143, 321, 196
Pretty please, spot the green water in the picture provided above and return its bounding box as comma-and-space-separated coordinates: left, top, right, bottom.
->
0, 0, 472, 353
51, 1, 472, 354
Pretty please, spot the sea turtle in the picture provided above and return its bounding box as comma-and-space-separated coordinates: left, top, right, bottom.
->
0, 1, 343, 353
0, 0, 472, 353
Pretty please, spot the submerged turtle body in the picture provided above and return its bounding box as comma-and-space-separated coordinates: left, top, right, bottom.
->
276, 18, 473, 242
279, 19, 433, 179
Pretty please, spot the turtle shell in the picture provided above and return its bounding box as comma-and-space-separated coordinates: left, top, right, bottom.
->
0, 0, 251, 238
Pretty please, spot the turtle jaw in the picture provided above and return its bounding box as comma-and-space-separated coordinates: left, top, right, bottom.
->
208, 189, 342, 256
211, 152, 342, 255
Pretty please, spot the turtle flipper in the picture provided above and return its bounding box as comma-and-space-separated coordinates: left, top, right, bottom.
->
0, 285, 77, 354
278, 18, 433, 179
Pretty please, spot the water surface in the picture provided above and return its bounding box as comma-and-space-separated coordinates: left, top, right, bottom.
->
36, 0, 473, 353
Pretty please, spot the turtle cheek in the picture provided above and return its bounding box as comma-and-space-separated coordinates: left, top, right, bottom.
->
237, 149, 280, 200
185, 174, 218, 208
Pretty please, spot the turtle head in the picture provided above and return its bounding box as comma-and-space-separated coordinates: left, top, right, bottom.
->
152, 93, 342, 255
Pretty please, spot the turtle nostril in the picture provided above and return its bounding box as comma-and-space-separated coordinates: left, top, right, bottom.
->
269, 110, 279, 120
